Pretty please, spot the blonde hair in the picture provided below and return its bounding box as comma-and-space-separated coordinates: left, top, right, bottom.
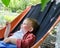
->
25, 18, 39, 32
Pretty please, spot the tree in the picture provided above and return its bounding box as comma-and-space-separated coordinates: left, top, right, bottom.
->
1, 0, 50, 12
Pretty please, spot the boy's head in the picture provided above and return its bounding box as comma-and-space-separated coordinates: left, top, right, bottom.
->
21, 18, 39, 33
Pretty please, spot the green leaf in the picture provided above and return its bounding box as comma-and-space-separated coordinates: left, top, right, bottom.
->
2, 0, 10, 7
41, 0, 50, 11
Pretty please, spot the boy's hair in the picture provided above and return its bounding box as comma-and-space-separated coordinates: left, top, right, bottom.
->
25, 18, 39, 33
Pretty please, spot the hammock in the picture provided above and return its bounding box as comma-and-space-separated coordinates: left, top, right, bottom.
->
0, 0, 60, 48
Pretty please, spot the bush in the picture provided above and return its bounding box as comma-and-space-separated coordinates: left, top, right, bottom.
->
4, 16, 16, 22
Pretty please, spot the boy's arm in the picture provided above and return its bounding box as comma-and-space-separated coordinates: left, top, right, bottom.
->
16, 34, 36, 48
3, 37, 17, 44
4, 22, 11, 39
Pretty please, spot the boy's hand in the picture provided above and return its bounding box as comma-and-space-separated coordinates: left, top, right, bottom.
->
3, 38, 10, 43
3, 38, 17, 44
6, 22, 10, 26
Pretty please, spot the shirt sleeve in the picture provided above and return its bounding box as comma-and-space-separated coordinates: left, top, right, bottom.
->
16, 34, 36, 48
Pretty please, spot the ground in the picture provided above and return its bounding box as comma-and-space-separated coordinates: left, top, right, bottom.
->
41, 34, 56, 48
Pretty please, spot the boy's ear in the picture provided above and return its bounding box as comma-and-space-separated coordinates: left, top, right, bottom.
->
30, 27, 33, 32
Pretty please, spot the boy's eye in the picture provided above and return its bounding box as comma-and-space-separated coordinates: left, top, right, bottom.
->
22, 22, 32, 27
22, 23, 28, 25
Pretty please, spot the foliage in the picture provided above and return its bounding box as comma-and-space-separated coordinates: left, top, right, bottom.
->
1, 0, 50, 12
41, 0, 50, 11
0, 16, 15, 29
0, 16, 15, 22
51, 28, 57, 35
1, 0, 10, 7
9, 0, 40, 12
8, 0, 27, 12
4, 16, 16, 22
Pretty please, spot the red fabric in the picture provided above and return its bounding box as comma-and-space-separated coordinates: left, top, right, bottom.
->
16, 32, 36, 48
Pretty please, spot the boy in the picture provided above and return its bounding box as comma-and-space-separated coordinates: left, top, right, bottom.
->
3, 18, 39, 48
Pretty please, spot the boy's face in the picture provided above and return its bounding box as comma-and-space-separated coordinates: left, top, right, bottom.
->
21, 19, 33, 32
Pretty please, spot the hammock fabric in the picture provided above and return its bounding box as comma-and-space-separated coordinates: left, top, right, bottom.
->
0, 0, 60, 48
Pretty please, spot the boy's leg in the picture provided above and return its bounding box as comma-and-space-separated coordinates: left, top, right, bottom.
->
0, 41, 6, 47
